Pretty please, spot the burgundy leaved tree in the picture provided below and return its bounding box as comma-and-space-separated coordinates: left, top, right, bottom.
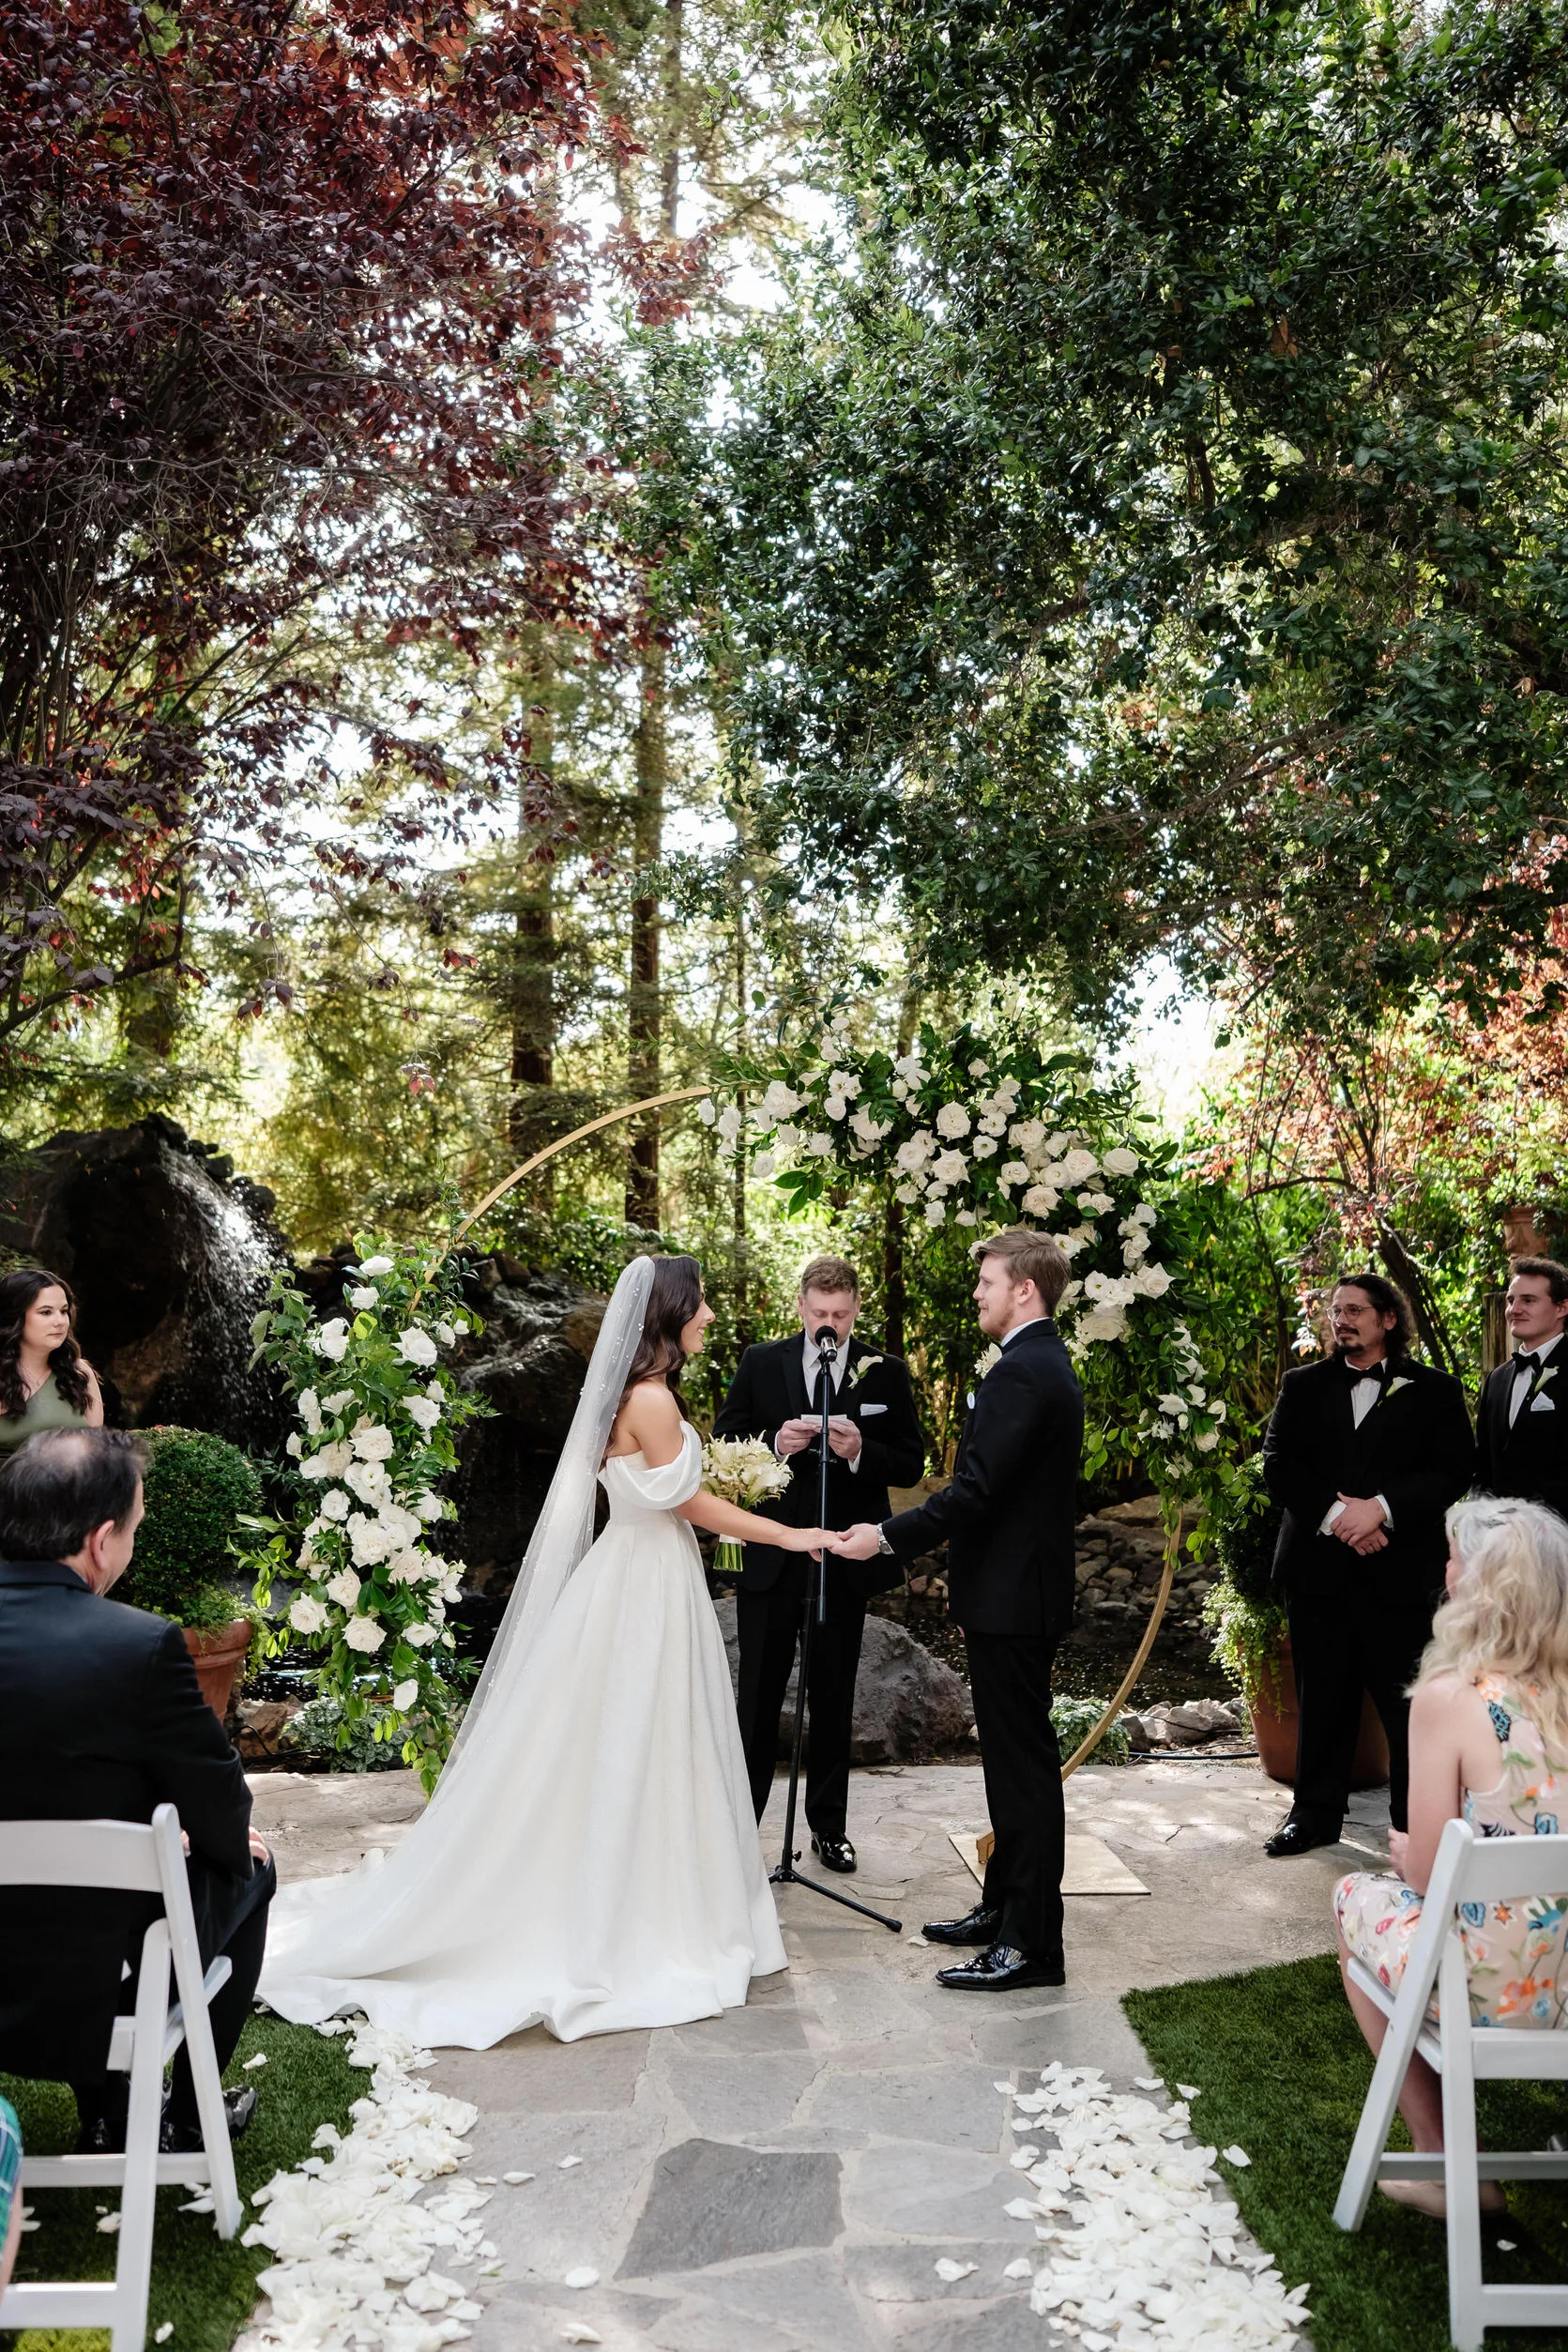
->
0, 0, 629, 1056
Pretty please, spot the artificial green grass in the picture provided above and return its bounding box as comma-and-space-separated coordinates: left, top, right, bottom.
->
1, 2012, 366, 2352
1124, 1952, 1568, 2352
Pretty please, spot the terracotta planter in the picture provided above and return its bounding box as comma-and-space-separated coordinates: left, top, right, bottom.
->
1247, 1634, 1392, 1790
183, 1619, 252, 1724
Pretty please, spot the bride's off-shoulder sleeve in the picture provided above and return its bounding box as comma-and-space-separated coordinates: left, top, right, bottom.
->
617, 1423, 704, 1508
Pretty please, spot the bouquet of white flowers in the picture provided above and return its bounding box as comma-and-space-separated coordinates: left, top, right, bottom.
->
701, 1435, 794, 1577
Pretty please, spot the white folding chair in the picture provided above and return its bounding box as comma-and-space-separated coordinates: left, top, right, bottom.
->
0, 1804, 242, 2352
1334, 1816, 1568, 2348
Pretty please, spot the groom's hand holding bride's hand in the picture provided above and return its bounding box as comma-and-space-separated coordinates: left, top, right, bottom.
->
829, 1522, 886, 1562
779, 1525, 838, 1558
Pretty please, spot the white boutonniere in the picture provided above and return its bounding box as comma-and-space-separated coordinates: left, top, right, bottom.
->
1386, 1375, 1412, 1397
1539, 1365, 1560, 1387
847, 1354, 884, 1391
975, 1343, 1003, 1383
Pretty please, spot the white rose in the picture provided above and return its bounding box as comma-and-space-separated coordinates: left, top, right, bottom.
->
318, 1488, 350, 1521
352, 1421, 395, 1462
971, 1135, 998, 1160
923, 1200, 947, 1226
1103, 1146, 1140, 1177
1195, 1428, 1219, 1453
752, 1152, 777, 1180
288, 1596, 327, 1635
284, 1432, 302, 1459
297, 1388, 323, 1435
312, 1317, 351, 1362
774, 1123, 802, 1155
1121, 1232, 1150, 1265
386, 1547, 429, 1585
405, 1395, 441, 1432
323, 1388, 356, 1413
1086, 1192, 1115, 1214
979, 1112, 1008, 1137
934, 1149, 968, 1184
968, 1058, 989, 1076
696, 1096, 718, 1125
1134, 1264, 1173, 1297
824, 1095, 847, 1121
1211, 1400, 1227, 1423
1077, 1307, 1129, 1343
299, 1438, 353, 1481
391, 1678, 419, 1713
891, 1078, 909, 1100
403, 1621, 438, 1647
759, 1080, 801, 1122
349, 1287, 378, 1310
359, 1256, 395, 1276
829, 1068, 861, 1098
343, 1614, 386, 1654
397, 1327, 438, 1367
999, 1161, 1030, 1185
1157, 1393, 1184, 1414
1021, 1184, 1058, 1216
849, 1109, 891, 1148
378, 1502, 422, 1549
347, 1512, 396, 1566
344, 1459, 390, 1509
955, 1210, 977, 1226
895, 1183, 920, 1204
1009, 1119, 1045, 1152
895, 1134, 933, 1172
1044, 1131, 1073, 1155
435, 1321, 458, 1347
805, 1132, 834, 1157
935, 1102, 971, 1139
415, 1491, 446, 1521
1083, 1270, 1112, 1301
1133, 1203, 1158, 1227
325, 1566, 361, 1611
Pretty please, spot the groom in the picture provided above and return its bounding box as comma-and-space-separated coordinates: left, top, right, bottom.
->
713, 1254, 924, 1871
833, 1229, 1082, 1990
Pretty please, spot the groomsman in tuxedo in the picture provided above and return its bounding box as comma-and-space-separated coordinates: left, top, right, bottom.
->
713, 1254, 925, 1872
1261, 1273, 1474, 1857
833, 1229, 1083, 1992
1475, 1257, 1568, 1519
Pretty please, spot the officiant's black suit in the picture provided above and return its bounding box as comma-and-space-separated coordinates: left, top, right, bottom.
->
881, 1319, 1084, 1963
1262, 1354, 1474, 1836
713, 1333, 925, 1836
0, 1557, 275, 2132
1475, 1353, 1568, 1519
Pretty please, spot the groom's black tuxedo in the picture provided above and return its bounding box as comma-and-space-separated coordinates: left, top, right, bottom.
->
713, 1333, 925, 1836
881, 1318, 1084, 1962
0, 1557, 275, 2131
1475, 1348, 1568, 1520
1262, 1352, 1473, 1836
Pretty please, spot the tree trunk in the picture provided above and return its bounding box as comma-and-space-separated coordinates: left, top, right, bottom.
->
510, 641, 556, 1200
626, 636, 665, 1227
1377, 1219, 1460, 1376
732, 902, 750, 1346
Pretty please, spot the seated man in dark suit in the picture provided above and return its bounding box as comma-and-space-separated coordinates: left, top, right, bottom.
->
0, 1428, 273, 2152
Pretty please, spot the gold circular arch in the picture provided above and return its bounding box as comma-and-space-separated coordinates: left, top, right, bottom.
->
429, 1078, 1175, 1778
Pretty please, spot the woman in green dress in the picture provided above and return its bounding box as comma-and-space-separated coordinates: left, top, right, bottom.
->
0, 1268, 103, 1456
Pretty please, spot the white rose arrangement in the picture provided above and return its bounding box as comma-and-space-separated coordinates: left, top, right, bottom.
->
701, 1435, 795, 1578
238, 1235, 491, 1790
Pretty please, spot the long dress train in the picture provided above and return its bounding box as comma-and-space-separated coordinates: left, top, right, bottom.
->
257, 1424, 786, 2046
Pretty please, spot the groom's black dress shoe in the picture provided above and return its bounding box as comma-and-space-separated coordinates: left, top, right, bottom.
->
811, 1834, 857, 1874
923, 1903, 1001, 1947
160, 2085, 258, 2154
936, 1946, 1067, 1993
1264, 1819, 1341, 1858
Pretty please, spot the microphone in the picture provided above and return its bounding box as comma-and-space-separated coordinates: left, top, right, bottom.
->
814, 1324, 841, 1359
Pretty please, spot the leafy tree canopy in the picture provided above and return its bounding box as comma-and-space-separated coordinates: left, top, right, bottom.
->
705, 0, 1568, 1031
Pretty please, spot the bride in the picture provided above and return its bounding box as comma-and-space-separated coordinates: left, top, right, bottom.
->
258, 1254, 830, 2047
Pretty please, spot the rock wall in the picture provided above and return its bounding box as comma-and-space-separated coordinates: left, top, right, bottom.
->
0, 1116, 293, 1448
712, 1596, 973, 1764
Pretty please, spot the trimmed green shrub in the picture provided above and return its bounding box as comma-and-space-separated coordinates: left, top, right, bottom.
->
119, 1425, 265, 1629
1203, 1453, 1288, 1693
1051, 1692, 1132, 1765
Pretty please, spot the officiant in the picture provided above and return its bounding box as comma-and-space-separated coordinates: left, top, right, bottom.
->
713, 1254, 925, 1873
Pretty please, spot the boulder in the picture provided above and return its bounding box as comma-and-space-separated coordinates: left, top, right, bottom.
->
712, 1596, 972, 1764
0, 1115, 293, 1448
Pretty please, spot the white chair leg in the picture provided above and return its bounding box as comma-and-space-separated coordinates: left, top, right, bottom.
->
111, 1929, 171, 2352
1440, 1941, 1484, 2352
180, 1983, 241, 2238
1335, 1970, 1434, 2231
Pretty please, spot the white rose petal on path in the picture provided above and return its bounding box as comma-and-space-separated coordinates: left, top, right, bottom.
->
1010, 2145, 1040, 2165
1003, 2257, 1032, 2280
1179, 2083, 1202, 2099
1499, 2238, 1517, 2251
502, 2171, 536, 2184
155, 2327, 174, 2343
1223, 2145, 1252, 2167
562, 2329, 603, 2345
1003, 2197, 1043, 2221
563, 2266, 600, 2288
1134, 2076, 1163, 2090
243, 2052, 267, 2069
97, 2210, 122, 2233
935, 2257, 978, 2282
557, 2154, 584, 2168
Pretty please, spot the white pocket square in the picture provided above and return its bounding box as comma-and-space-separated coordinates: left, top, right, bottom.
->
860, 1401, 888, 1416
1532, 1395, 1557, 1413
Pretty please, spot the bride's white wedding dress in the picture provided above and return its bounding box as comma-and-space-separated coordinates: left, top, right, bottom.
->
258, 1420, 785, 2046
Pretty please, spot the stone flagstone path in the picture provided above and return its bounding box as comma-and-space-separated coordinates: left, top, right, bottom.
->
250, 1758, 1391, 2350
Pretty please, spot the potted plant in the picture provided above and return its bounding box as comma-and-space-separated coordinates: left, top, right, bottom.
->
118, 1428, 265, 1720
1203, 1454, 1390, 1788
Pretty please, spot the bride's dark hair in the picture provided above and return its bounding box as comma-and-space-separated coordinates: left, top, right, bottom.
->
620, 1255, 703, 1411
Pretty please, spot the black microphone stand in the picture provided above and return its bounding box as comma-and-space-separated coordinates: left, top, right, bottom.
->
770, 1323, 902, 1933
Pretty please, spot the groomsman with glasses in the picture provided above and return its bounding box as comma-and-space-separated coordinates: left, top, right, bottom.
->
1476, 1257, 1568, 1520
1260, 1273, 1474, 1858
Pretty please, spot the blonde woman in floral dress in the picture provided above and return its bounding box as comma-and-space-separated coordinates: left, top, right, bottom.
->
1335, 1494, 1568, 2218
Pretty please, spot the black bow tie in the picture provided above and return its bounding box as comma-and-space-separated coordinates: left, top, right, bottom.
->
1516, 1352, 1544, 1378
1345, 1358, 1386, 1385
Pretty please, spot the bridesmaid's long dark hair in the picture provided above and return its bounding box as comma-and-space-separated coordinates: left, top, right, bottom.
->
619, 1255, 703, 1413
0, 1267, 93, 1419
